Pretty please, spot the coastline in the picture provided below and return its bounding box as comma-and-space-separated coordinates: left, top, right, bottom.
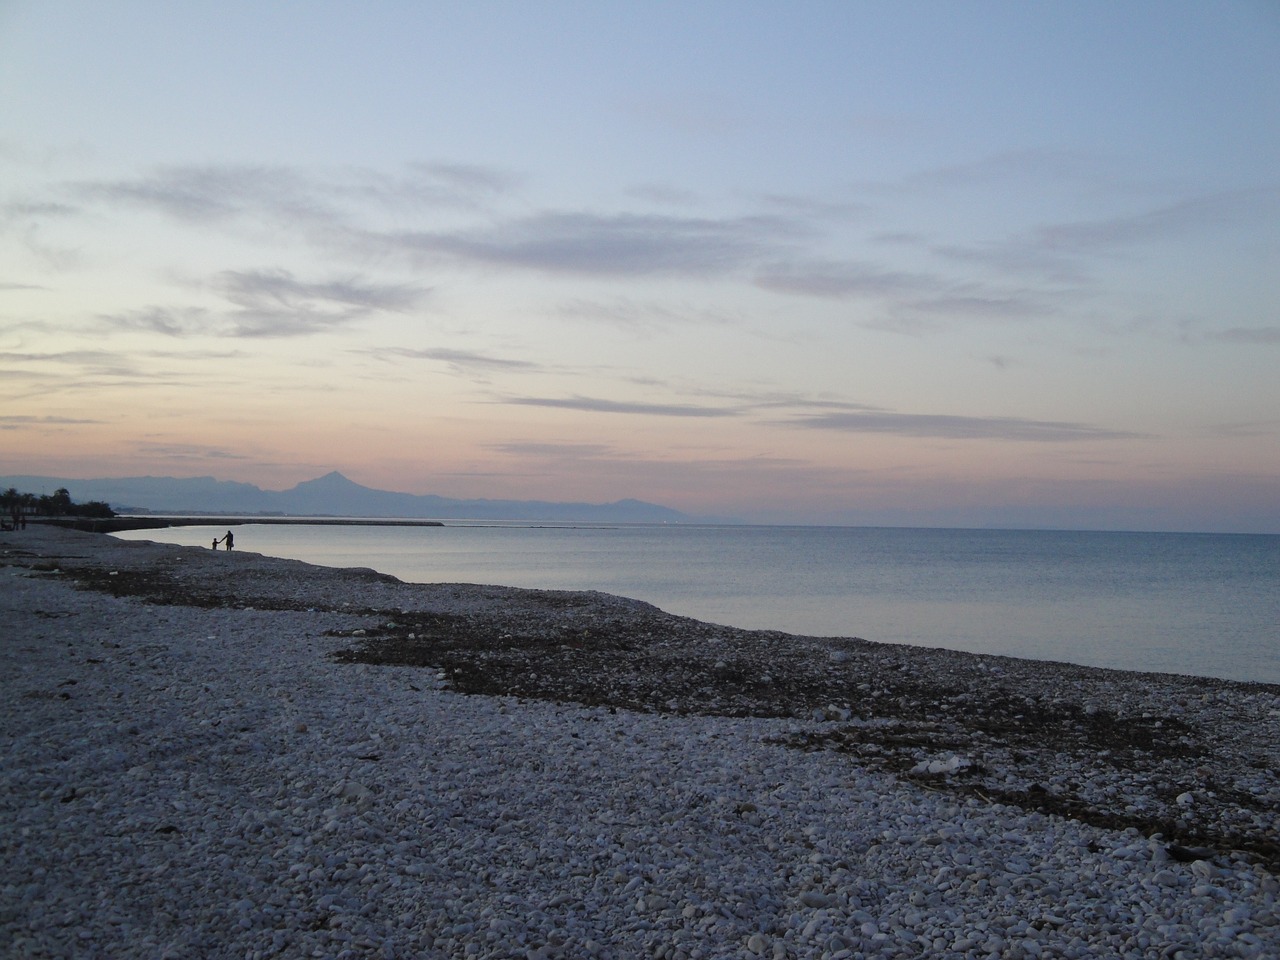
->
4, 525, 1277, 957
39, 515, 446, 534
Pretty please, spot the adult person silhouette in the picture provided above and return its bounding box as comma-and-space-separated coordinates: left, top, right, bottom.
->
224, 530, 234, 551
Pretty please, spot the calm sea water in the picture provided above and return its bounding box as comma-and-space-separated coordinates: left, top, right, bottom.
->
113, 523, 1280, 684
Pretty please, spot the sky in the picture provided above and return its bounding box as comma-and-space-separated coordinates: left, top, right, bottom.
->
1, 1, 1278, 532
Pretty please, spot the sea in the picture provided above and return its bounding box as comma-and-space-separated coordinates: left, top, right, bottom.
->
111, 523, 1280, 685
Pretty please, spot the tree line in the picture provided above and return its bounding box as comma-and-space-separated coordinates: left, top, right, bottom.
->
2, 486, 117, 523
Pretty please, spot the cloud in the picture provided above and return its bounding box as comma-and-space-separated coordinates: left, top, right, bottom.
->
0, 198, 89, 270
76, 164, 325, 224
488, 441, 618, 459
0, 414, 104, 428
937, 187, 1280, 282
409, 161, 517, 196
871, 292, 1051, 333
213, 268, 424, 314
504, 394, 741, 418
336, 162, 518, 212
1, 200, 81, 230
1034, 188, 1280, 252
99, 306, 214, 337
1203, 419, 1280, 438
931, 240, 1088, 285
0, 345, 238, 401
754, 258, 938, 299
689, 387, 882, 414
386, 210, 802, 277
64, 163, 817, 283
753, 259, 1046, 329
898, 293, 1043, 320
784, 410, 1149, 442
505, 382, 887, 420
753, 192, 871, 223
133, 441, 249, 461
214, 268, 426, 337
69, 161, 520, 233
931, 185, 1280, 288
556, 297, 740, 333
0, 348, 149, 378
101, 269, 427, 339
1209, 326, 1280, 345
369, 346, 538, 372
870, 231, 926, 246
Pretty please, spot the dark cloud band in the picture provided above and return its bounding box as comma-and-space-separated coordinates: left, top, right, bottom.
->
786, 411, 1148, 442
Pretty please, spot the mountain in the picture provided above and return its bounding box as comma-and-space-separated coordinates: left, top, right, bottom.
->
0, 471, 691, 523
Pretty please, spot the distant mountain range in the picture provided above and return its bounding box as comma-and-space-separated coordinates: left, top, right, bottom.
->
1, 471, 692, 524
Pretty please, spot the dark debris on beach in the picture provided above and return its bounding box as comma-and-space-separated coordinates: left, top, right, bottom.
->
326, 610, 1278, 869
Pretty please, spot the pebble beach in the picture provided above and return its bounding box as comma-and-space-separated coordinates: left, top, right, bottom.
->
3, 524, 1278, 959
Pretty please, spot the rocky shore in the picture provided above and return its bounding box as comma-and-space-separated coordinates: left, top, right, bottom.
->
3, 524, 1277, 958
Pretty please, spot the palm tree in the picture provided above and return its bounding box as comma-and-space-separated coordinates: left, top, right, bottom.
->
51, 488, 72, 515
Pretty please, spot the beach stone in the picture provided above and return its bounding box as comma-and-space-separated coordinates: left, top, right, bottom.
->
2, 524, 1278, 960
333, 780, 373, 802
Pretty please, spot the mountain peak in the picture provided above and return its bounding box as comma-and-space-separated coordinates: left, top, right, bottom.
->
293, 471, 361, 490
0, 471, 692, 522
